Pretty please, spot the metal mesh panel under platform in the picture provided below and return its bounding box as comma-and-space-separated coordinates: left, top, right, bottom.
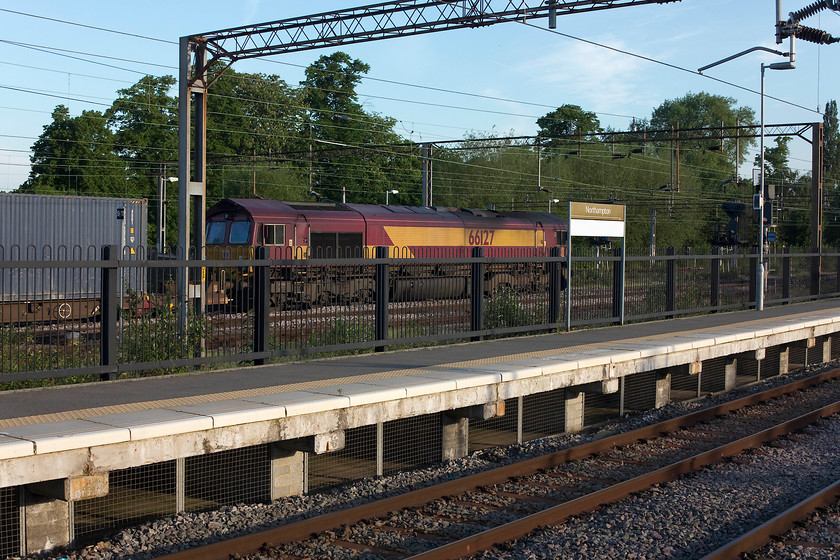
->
623, 371, 658, 413
789, 344, 807, 371
383, 414, 443, 476
807, 336, 827, 366
670, 365, 699, 402
308, 424, 377, 492
763, 345, 782, 379
469, 397, 519, 453
522, 389, 565, 440
184, 445, 271, 512
0, 487, 20, 560
583, 390, 620, 427
73, 461, 176, 541
700, 357, 726, 394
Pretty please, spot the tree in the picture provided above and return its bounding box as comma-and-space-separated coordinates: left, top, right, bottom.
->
18, 106, 127, 196
825, 100, 839, 181
300, 52, 419, 204
106, 75, 178, 165
756, 136, 796, 185
821, 100, 840, 245
536, 104, 601, 139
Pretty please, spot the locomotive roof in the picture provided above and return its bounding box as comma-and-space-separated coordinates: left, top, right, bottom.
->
209, 198, 567, 227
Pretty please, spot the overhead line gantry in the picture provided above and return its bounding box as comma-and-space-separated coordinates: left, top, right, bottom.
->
177, 0, 683, 321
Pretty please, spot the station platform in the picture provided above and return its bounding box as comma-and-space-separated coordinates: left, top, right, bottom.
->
2, 300, 840, 555
3, 299, 840, 425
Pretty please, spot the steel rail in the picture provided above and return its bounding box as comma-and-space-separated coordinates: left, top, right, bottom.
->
699, 478, 840, 559
154, 368, 840, 560
406, 398, 840, 559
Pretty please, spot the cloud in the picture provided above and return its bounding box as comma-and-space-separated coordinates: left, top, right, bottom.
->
519, 38, 647, 115
240, 0, 262, 26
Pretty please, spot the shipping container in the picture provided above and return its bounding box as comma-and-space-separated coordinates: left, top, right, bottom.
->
0, 194, 148, 321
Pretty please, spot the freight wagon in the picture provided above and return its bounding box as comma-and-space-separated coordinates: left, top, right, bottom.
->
0, 193, 148, 323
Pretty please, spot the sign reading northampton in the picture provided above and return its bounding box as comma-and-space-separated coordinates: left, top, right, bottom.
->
569, 202, 626, 222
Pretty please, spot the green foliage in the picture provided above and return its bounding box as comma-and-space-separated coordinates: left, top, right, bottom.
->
300, 52, 422, 205
822, 100, 840, 247
118, 286, 209, 375
483, 288, 537, 330
0, 326, 99, 389
306, 315, 374, 350
537, 104, 602, 139
18, 106, 127, 196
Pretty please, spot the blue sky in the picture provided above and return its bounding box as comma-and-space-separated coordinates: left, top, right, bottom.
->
1, 0, 838, 192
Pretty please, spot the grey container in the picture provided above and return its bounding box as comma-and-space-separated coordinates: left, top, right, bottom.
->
0, 193, 148, 301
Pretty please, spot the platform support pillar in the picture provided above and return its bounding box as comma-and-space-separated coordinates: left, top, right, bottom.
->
270, 445, 306, 499
22, 490, 70, 555
724, 356, 738, 391
654, 369, 671, 408
779, 345, 790, 375
564, 389, 585, 434
441, 414, 468, 461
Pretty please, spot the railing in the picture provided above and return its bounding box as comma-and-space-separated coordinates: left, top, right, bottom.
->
2, 245, 839, 386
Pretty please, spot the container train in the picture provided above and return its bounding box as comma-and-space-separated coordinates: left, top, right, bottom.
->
206, 198, 569, 309
0, 193, 570, 322
0, 193, 148, 323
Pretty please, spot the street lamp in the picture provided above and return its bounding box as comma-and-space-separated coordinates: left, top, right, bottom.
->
549, 198, 560, 213
386, 189, 399, 205
158, 175, 177, 253
699, 45, 794, 311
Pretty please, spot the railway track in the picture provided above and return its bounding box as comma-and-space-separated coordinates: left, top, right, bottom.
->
152, 368, 840, 560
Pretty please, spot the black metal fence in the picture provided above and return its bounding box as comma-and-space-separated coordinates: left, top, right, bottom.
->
2, 245, 839, 385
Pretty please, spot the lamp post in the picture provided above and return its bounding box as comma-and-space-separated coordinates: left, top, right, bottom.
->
549, 198, 559, 213
386, 189, 399, 205
699, 45, 793, 311
158, 174, 177, 253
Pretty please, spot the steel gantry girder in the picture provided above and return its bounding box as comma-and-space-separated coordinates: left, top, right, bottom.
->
191, 0, 681, 75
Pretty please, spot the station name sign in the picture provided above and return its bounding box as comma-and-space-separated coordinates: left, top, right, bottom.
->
568, 201, 626, 238
569, 202, 625, 221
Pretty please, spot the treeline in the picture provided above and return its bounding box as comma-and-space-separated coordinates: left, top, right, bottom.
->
15, 52, 840, 249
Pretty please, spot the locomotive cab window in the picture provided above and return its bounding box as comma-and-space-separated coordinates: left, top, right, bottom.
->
229, 221, 252, 244
557, 231, 568, 246
206, 222, 226, 245
260, 224, 286, 246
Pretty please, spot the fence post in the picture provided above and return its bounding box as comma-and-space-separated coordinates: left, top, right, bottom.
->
665, 247, 676, 317
612, 246, 623, 324
374, 246, 390, 352
254, 246, 270, 365
548, 246, 562, 326
100, 245, 118, 381
783, 247, 791, 303
749, 246, 757, 306
810, 248, 820, 297
471, 247, 485, 341
836, 251, 840, 294
711, 246, 720, 311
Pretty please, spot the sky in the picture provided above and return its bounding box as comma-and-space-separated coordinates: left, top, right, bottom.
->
1, 0, 838, 193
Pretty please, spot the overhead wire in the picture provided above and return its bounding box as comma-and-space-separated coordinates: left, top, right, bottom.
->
0, 5, 828, 204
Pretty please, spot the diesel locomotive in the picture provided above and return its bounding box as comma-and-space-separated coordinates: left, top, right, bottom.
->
205, 198, 568, 309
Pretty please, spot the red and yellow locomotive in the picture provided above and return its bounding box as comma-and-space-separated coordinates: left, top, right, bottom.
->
206, 198, 568, 308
